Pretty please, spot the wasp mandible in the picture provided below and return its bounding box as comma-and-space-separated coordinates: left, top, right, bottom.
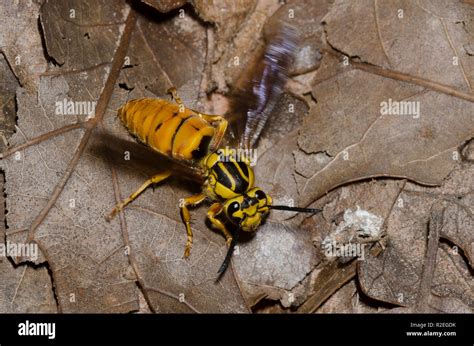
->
106, 24, 319, 275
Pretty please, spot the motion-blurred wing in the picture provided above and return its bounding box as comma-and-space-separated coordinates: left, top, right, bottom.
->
228, 23, 298, 150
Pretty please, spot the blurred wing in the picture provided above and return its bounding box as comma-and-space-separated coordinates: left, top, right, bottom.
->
228, 23, 298, 150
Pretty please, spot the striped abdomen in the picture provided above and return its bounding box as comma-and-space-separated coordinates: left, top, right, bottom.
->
118, 98, 215, 161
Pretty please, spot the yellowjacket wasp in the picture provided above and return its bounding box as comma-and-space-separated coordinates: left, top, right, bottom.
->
106, 24, 319, 275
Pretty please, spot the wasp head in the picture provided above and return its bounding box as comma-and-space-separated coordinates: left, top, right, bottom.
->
223, 187, 272, 232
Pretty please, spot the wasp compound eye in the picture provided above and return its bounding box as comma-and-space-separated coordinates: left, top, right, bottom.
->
228, 201, 240, 214
254, 189, 266, 201
225, 200, 242, 225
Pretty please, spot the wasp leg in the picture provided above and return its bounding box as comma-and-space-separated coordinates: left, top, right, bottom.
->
199, 113, 228, 152
180, 193, 207, 258
207, 203, 232, 247
167, 87, 183, 106
106, 171, 172, 221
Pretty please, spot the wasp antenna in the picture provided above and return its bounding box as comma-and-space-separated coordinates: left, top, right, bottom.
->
269, 205, 322, 214
216, 230, 240, 280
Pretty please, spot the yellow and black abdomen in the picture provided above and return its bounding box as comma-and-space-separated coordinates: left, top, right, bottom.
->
118, 98, 215, 160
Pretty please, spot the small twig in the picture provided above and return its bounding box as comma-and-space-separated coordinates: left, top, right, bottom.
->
416, 203, 444, 312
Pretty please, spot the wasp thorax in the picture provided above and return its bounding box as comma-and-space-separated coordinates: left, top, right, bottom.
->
223, 187, 272, 232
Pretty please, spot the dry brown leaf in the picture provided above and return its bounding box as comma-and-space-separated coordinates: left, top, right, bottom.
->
297, 179, 405, 312
231, 220, 317, 307
358, 169, 474, 310
193, 0, 256, 65
325, 0, 474, 89
0, 51, 56, 312
377, 202, 473, 314
297, 63, 473, 207
0, 1, 47, 91
117, 5, 207, 101
0, 169, 57, 313
0, 53, 17, 137
2, 2, 140, 312
317, 280, 380, 313
296, 0, 474, 208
